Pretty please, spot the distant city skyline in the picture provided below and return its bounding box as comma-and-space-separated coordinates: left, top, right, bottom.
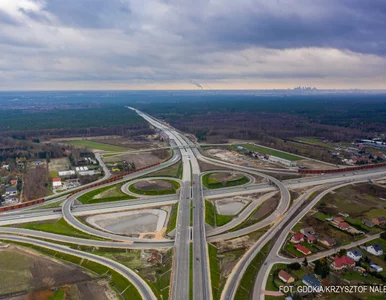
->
1, 1, 386, 90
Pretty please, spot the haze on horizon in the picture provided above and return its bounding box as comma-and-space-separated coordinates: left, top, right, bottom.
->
1, 0, 386, 91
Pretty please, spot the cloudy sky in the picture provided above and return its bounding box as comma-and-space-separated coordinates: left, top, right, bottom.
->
0, 0, 386, 90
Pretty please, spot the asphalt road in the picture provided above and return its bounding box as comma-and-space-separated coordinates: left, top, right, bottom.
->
0, 227, 174, 249
0, 235, 157, 300
130, 108, 194, 300
253, 179, 385, 300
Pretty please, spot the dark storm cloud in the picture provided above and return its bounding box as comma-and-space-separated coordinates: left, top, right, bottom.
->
1, 0, 386, 89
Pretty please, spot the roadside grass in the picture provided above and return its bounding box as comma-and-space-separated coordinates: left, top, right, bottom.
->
208, 243, 221, 300
205, 200, 233, 227
128, 179, 180, 196
166, 203, 179, 235
78, 184, 136, 204
65, 140, 127, 152
190, 243, 193, 300
3, 241, 142, 300
142, 162, 183, 179
313, 211, 330, 221
237, 143, 303, 161
15, 218, 98, 240
31, 200, 65, 210
103, 153, 120, 157
235, 241, 271, 299
202, 173, 250, 189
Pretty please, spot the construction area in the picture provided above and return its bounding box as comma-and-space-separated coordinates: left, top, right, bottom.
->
0, 245, 114, 300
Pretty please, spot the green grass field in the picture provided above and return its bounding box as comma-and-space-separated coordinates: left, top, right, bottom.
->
78, 184, 136, 204
202, 173, 250, 189
208, 244, 221, 300
128, 179, 180, 196
66, 140, 127, 152
237, 143, 303, 161
16, 218, 97, 240
166, 203, 179, 235
235, 241, 271, 299
205, 200, 233, 227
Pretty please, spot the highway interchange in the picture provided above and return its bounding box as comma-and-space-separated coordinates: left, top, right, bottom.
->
1, 108, 386, 300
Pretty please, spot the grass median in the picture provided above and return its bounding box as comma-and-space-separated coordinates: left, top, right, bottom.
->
128, 179, 180, 196
235, 241, 271, 300
205, 200, 233, 227
14, 218, 101, 240
78, 184, 136, 204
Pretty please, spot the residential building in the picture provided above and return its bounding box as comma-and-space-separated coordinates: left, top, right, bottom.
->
337, 222, 350, 230
331, 255, 355, 270
362, 219, 374, 227
307, 236, 316, 244
78, 170, 96, 176
58, 170, 76, 177
290, 233, 304, 244
319, 237, 336, 248
302, 274, 321, 288
278, 270, 295, 283
5, 187, 17, 196
52, 177, 62, 187
294, 244, 311, 255
347, 249, 362, 262
370, 264, 383, 273
301, 227, 315, 235
371, 216, 386, 226
365, 244, 383, 256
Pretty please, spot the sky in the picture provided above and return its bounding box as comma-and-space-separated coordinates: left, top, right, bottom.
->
0, 0, 386, 90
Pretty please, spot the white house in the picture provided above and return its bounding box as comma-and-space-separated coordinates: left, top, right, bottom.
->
347, 249, 362, 262
370, 264, 383, 273
5, 187, 17, 196
58, 170, 76, 177
52, 177, 62, 188
365, 244, 383, 256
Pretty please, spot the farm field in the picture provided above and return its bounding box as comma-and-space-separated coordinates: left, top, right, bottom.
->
0, 245, 109, 298
64, 140, 127, 152
104, 151, 169, 168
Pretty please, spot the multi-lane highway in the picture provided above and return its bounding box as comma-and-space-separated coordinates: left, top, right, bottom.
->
2, 106, 386, 300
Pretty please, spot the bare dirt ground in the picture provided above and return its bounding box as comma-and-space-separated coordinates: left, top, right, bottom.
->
104, 152, 163, 168
210, 172, 243, 182
205, 148, 285, 169
48, 158, 70, 173
133, 179, 173, 191
197, 160, 233, 172
251, 193, 280, 221
0, 245, 111, 300
297, 159, 333, 170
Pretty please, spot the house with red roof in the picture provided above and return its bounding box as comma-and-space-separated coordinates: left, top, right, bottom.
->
278, 270, 295, 283
331, 255, 355, 270
294, 244, 311, 255
290, 233, 304, 244
52, 177, 62, 188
